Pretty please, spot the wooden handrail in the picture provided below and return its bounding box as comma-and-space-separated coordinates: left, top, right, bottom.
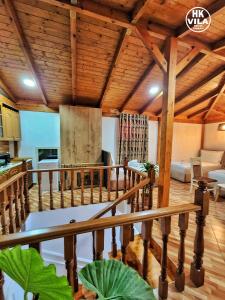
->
90, 177, 150, 220
0, 204, 200, 249
126, 166, 147, 178
28, 165, 124, 173
0, 172, 26, 193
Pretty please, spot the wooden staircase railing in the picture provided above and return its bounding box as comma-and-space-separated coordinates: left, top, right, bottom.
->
0, 180, 209, 300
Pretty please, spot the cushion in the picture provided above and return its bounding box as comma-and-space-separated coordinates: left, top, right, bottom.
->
200, 150, 224, 164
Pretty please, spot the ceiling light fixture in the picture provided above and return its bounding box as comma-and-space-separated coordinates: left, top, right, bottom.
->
23, 78, 36, 87
149, 86, 159, 96
218, 123, 225, 131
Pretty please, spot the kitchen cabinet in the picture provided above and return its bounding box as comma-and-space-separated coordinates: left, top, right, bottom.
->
0, 103, 21, 141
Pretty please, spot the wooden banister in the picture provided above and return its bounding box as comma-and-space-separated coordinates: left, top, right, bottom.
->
0, 204, 200, 249
0, 172, 26, 192
28, 165, 124, 173
89, 177, 150, 220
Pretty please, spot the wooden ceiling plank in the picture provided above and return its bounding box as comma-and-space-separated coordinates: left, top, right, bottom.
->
0, 75, 16, 102
98, 29, 130, 108
188, 107, 209, 119
70, 4, 77, 105
139, 91, 162, 114
176, 0, 225, 38
213, 38, 225, 52
3, 0, 48, 105
135, 24, 167, 73
131, 0, 151, 24
38, 0, 225, 63
204, 76, 225, 119
213, 108, 225, 116
174, 89, 219, 117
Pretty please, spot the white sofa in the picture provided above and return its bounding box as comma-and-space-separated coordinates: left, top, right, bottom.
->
171, 150, 224, 183
208, 169, 225, 196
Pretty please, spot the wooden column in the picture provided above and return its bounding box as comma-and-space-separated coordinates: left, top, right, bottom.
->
158, 37, 177, 208
157, 119, 161, 165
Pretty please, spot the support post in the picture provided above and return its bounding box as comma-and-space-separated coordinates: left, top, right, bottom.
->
158, 37, 177, 208
22, 160, 30, 214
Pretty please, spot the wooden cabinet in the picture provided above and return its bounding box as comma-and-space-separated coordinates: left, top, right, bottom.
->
60, 106, 102, 165
0, 103, 21, 141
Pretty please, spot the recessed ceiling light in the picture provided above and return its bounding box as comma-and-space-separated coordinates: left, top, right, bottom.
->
23, 78, 36, 87
149, 86, 159, 95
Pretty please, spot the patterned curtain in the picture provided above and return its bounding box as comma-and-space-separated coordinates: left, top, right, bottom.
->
118, 113, 148, 163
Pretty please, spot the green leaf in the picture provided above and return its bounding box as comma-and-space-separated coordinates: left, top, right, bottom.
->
0, 246, 73, 300
79, 259, 156, 300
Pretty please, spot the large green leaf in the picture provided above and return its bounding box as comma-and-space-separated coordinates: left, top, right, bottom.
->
0, 246, 73, 300
79, 259, 156, 300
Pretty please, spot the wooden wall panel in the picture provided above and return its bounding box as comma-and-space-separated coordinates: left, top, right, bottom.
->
60, 106, 102, 165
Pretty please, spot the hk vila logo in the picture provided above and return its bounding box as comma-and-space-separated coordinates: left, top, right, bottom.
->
186, 7, 211, 32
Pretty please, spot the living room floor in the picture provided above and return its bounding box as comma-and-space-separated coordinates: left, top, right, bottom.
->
28, 180, 225, 299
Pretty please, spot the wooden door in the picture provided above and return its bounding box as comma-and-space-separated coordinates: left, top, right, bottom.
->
2, 107, 13, 140
12, 111, 21, 140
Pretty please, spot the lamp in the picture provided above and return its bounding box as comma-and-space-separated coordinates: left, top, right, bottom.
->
218, 123, 225, 131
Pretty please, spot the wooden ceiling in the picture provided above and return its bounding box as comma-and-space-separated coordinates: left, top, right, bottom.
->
0, 0, 225, 123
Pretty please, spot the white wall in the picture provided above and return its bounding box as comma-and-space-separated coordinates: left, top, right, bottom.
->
19, 111, 60, 169
204, 122, 225, 151
102, 117, 118, 163
148, 120, 158, 163
172, 123, 202, 161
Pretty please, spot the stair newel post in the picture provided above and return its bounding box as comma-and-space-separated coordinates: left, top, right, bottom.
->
111, 207, 117, 257
175, 213, 189, 292
147, 166, 155, 210
190, 180, 209, 287
69, 219, 79, 292
141, 220, 153, 280
94, 229, 104, 260
120, 224, 131, 263
0, 270, 4, 300
22, 160, 30, 214
123, 157, 128, 193
158, 216, 171, 300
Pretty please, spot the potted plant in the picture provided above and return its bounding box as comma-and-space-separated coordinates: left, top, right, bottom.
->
0, 246, 73, 300
76, 259, 155, 300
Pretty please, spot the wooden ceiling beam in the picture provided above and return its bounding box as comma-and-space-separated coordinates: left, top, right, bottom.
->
70, 2, 77, 105
3, 0, 48, 105
139, 47, 201, 113
98, 29, 130, 108
135, 25, 167, 73
39, 0, 225, 63
213, 38, 225, 52
176, 0, 225, 38
188, 107, 209, 119
131, 0, 151, 24
204, 76, 225, 119
174, 89, 219, 117
213, 108, 225, 116
0, 75, 16, 102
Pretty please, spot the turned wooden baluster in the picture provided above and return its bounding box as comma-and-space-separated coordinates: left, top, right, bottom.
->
71, 170, 75, 207
69, 219, 78, 292
107, 167, 111, 201
90, 169, 94, 204
94, 229, 104, 260
111, 207, 117, 257
127, 169, 131, 204
8, 185, 16, 233
158, 216, 171, 300
120, 224, 131, 263
131, 171, 136, 211
29, 242, 41, 253
148, 166, 155, 210
190, 180, 209, 287
135, 174, 140, 212
14, 179, 21, 228
99, 169, 103, 203
60, 171, 65, 208
0, 190, 9, 235
175, 213, 189, 292
142, 220, 153, 280
0, 270, 4, 300
37, 172, 43, 211
123, 158, 128, 193
64, 234, 75, 292
116, 167, 119, 199
49, 171, 54, 210
80, 169, 85, 205
22, 161, 30, 214
20, 177, 26, 220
